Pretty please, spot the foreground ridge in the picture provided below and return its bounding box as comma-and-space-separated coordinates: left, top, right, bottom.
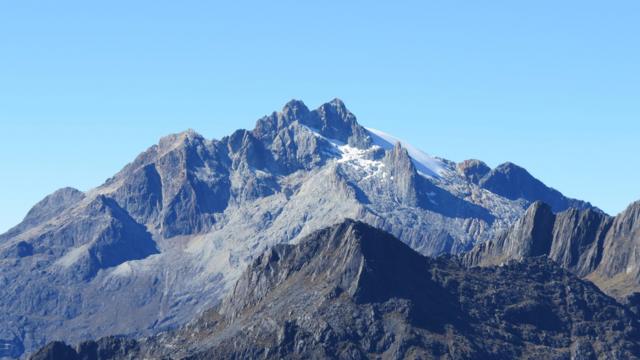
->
32, 221, 640, 359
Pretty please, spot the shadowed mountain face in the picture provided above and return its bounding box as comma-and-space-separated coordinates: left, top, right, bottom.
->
31, 221, 640, 359
0, 99, 596, 358
457, 160, 596, 213
463, 200, 640, 302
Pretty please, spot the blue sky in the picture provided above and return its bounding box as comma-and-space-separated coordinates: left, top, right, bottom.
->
1, 1, 639, 232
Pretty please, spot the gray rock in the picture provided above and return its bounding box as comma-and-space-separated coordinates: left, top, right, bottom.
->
456, 159, 491, 184
0, 187, 85, 241
463, 202, 557, 267
382, 142, 419, 206
462, 200, 640, 300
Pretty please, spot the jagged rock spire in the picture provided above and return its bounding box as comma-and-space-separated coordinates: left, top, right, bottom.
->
253, 99, 372, 149
383, 142, 419, 206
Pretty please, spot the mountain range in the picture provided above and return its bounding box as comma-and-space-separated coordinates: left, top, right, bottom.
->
0, 99, 634, 359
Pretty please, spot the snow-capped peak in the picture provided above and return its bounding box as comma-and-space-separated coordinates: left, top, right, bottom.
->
366, 127, 447, 178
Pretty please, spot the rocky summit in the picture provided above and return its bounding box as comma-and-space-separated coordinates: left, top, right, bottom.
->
31, 221, 640, 359
0, 99, 602, 358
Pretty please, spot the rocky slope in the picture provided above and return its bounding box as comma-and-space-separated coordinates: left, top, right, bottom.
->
463, 200, 640, 301
0, 99, 595, 358
31, 221, 640, 359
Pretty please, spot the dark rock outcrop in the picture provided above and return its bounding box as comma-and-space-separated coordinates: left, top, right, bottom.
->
255, 98, 372, 150
29, 337, 140, 360
30, 342, 77, 360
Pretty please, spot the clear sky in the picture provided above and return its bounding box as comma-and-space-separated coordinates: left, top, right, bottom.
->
1, 1, 639, 233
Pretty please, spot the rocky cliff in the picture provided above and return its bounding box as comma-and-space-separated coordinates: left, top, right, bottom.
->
463, 200, 640, 302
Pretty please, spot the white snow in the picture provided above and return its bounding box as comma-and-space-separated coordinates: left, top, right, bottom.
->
300, 123, 447, 180
366, 127, 448, 178
336, 144, 386, 180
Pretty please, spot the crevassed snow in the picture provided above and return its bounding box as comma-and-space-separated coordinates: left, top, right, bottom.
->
366, 127, 448, 178
337, 144, 386, 181
300, 123, 447, 179
300, 124, 386, 180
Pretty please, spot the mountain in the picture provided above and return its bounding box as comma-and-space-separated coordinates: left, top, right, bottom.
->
463, 200, 640, 302
0, 99, 595, 358
31, 221, 640, 359
456, 160, 595, 213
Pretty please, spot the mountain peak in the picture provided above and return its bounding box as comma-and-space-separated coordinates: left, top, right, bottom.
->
281, 99, 310, 120
326, 97, 347, 110
221, 219, 429, 317
158, 128, 205, 152
621, 200, 640, 216
457, 159, 491, 184
496, 161, 521, 170
527, 200, 553, 215
463, 201, 556, 267
478, 161, 596, 213
253, 98, 372, 149
505, 201, 556, 258
0, 187, 86, 241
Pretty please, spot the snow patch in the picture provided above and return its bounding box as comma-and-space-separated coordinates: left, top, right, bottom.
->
366, 127, 448, 178
300, 124, 386, 181
336, 145, 385, 180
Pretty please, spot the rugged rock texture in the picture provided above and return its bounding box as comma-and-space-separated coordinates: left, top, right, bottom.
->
591, 201, 640, 299
29, 337, 140, 360
0, 99, 597, 358
29, 342, 77, 360
0, 187, 85, 242
457, 161, 595, 213
462, 202, 558, 267
463, 200, 640, 301
32, 221, 640, 359
456, 159, 491, 184
383, 143, 420, 206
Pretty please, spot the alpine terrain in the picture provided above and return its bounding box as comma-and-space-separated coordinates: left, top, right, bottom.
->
0, 99, 611, 358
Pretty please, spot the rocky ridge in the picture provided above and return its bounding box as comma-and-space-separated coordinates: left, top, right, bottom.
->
463, 200, 640, 301
31, 221, 640, 359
